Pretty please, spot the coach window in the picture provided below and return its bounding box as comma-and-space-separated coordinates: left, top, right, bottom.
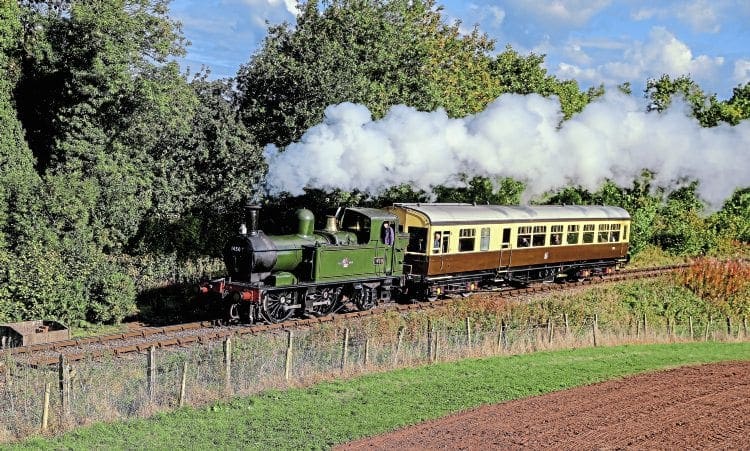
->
566, 224, 580, 244
582, 224, 595, 243
532, 225, 546, 247
610, 223, 621, 242
623, 225, 628, 241
598, 224, 610, 243
550, 225, 563, 246
440, 231, 451, 253
480, 227, 491, 251
502, 228, 511, 248
517, 226, 532, 248
459, 228, 476, 252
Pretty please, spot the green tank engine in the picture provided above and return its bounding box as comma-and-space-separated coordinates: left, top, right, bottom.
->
199, 206, 407, 324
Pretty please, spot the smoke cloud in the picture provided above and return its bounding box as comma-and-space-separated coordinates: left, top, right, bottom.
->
264, 92, 750, 206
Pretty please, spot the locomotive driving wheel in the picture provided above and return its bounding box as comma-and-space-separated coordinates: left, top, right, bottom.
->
351, 286, 376, 311
262, 290, 296, 323
310, 286, 342, 316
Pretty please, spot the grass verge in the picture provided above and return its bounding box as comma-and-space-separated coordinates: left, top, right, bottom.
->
13, 341, 750, 450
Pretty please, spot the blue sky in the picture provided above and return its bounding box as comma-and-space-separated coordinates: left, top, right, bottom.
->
169, 0, 750, 99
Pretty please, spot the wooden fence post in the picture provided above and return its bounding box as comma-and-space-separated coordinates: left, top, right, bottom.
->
223, 338, 232, 393
465, 317, 472, 349
340, 328, 349, 372
704, 317, 711, 341
636, 315, 640, 338
58, 353, 70, 420
501, 319, 508, 349
427, 319, 433, 362
433, 330, 440, 362
179, 362, 188, 408
643, 313, 648, 337
726, 317, 732, 338
563, 313, 569, 337
41, 382, 50, 432
592, 315, 598, 347
744, 316, 748, 339
394, 327, 404, 365
364, 338, 370, 367
666, 316, 672, 339
285, 331, 294, 381
689, 316, 694, 340
547, 317, 554, 344
148, 346, 156, 402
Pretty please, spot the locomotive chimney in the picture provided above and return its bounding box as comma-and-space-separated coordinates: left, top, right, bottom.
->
245, 205, 261, 236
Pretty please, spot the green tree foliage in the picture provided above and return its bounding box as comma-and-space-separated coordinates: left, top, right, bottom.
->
0, 1, 47, 322
490, 46, 595, 119
432, 176, 525, 205
129, 76, 266, 257
645, 74, 750, 127
3, 0, 213, 324
236, 0, 592, 148
651, 183, 712, 255
711, 188, 750, 244
722, 82, 750, 125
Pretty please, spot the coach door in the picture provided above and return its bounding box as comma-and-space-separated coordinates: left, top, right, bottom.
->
499, 227, 511, 268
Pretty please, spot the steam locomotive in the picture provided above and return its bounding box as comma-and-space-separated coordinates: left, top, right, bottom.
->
198, 203, 631, 324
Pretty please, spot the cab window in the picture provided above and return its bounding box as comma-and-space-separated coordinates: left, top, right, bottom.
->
341, 211, 371, 244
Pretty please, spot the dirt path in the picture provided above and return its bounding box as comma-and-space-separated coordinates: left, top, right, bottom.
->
338, 361, 750, 450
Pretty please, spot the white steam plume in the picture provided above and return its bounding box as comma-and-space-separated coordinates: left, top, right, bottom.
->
264, 92, 750, 206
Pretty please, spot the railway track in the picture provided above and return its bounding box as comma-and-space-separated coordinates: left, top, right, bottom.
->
4, 265, 685, 367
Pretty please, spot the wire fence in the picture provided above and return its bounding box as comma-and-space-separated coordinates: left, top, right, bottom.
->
1, 312, 747, 442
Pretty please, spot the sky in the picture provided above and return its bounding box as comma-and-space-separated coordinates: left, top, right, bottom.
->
169, 0, 750, 99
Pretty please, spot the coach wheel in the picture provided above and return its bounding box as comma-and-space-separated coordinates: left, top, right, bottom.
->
352, 286, 376, 311
262, 290, 296, 323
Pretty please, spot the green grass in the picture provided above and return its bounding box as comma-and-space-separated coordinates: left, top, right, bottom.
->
12, 341, 750, 450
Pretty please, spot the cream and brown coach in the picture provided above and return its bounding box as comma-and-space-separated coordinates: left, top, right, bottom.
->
387, 203, 631, 299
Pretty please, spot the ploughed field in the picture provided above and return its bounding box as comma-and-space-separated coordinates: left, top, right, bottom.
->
339, 361, 749, 450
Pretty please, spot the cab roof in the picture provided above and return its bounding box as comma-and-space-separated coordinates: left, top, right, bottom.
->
346, 207, 398, 221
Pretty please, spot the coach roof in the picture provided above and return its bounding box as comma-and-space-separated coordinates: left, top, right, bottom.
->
392, 203, 630, 225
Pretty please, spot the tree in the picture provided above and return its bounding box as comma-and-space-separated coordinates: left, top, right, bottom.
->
5, 0, 197, 323
129, 76, 267, 257
0, 1, 46, 322
433, 176, 524, 205
645, 74, 725, 127
711, 188, 750, 244
236, 0, 593, 149
490, 46, 593, 119
722, 82, 750, 125
651, 183, 712, 255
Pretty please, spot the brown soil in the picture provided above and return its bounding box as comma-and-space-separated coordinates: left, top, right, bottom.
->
338, 361, 750, 450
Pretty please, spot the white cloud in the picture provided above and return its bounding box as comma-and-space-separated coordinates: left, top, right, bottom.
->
554, 27, 724, 88
734, 60, 750, 85
676, 0, 721, 33
507, 0, 611, 26
631, 7, 658, 21
631, 0, 732, 33
488, 6, 506, 26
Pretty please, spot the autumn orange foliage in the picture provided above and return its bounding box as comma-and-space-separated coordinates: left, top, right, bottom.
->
678, 258, 750, 317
